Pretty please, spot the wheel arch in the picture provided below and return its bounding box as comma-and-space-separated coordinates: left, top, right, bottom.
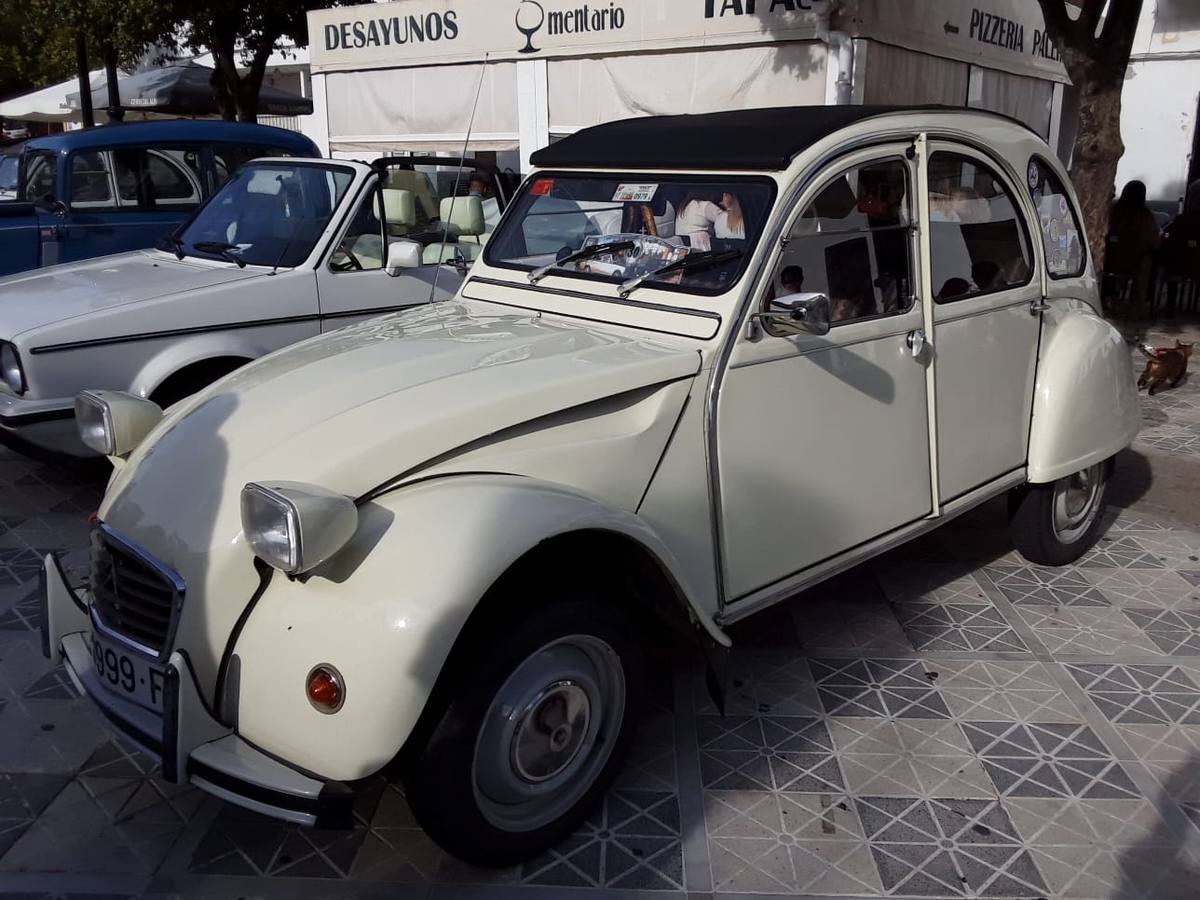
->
131, 333, 267, 402
229, 474, 727, 782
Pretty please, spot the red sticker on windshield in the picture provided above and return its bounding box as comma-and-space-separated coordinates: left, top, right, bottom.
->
531, 178, 554, 196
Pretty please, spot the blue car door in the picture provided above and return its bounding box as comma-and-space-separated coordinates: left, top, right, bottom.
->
57, 148, 203, 263
0, 204, 40, 277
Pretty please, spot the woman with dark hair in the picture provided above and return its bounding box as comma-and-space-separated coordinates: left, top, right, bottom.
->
1106, 180, 1161, 313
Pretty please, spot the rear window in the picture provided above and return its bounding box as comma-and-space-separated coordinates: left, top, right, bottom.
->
1026, 157, 1086, 278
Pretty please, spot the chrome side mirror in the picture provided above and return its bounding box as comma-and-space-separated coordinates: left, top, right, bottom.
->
755, 291, 831, 337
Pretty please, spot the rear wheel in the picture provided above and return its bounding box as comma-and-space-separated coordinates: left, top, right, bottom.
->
404, 595, 644, 867
1009, 460, 1109, 565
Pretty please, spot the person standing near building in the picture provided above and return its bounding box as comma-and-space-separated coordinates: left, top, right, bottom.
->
1106, 180, 1161, 314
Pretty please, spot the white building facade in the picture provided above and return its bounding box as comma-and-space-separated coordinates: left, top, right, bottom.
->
304, 0, 1074, 173
1116, 0, 1199, 208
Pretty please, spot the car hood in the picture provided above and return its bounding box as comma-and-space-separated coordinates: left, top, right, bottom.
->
98, 299, 701, 701
0, 251, 262, 339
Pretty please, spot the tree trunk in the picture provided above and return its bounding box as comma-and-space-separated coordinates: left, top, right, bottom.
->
1068, 75, 1125, 273
233, 44, 273, 123
209, 33, 241, 122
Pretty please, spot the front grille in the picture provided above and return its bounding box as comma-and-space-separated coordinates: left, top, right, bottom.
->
89, 528, 182, 656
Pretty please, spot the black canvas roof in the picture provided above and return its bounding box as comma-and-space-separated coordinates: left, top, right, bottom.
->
531, 105, 1014, 172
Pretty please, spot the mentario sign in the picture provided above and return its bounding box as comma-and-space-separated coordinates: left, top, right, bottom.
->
309, 0, 820, 72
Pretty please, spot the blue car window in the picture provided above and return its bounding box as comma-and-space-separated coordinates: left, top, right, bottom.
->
69, 152, 116, 209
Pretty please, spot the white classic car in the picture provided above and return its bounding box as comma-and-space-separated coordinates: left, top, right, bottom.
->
0, 154, 509, 456
41, 106, 1139, 865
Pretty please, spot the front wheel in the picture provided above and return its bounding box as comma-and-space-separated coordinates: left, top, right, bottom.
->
404, 597, 644, 867
1009, 460, 1110, 566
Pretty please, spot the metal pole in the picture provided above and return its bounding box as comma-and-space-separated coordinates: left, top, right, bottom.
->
104, 47, 123, 122
75, 33, 95, 128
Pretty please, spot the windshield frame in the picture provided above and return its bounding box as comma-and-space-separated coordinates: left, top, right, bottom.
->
483, 170, 778, 299
167, 159, 359, 268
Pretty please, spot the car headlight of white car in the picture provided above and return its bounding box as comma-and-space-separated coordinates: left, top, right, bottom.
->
1, 341, 24, 394
74, 390, 164, 457
240, 481, 358, 575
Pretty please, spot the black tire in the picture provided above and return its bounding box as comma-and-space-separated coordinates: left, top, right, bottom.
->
1009, 459, 1110, 566
404, 594, 645, 867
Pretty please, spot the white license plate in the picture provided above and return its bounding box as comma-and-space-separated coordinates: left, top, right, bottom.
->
90, 631, 166, 712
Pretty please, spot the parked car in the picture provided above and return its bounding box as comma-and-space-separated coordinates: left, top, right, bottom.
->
0, 154, 509, 456
41, 106, 1139, 866
0, 120, 319, 278
1, 124, 30, 142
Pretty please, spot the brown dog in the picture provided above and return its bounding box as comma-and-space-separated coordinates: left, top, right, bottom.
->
1138, 340, 1193, 395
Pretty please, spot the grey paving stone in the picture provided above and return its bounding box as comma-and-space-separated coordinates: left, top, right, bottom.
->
811, 658, 952, 719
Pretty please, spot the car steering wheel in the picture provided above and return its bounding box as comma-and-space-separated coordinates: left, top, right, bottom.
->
331, 247, 364, 272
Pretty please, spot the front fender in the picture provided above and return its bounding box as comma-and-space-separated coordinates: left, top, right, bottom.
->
1026, 299, 1139, 483
230, 474, 723, 781
132, 333, 266, 398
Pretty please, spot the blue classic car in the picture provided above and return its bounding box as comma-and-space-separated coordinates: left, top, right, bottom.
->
0, 121, 319, 277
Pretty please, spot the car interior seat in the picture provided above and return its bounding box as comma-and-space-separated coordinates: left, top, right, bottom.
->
423, 196, 487, 265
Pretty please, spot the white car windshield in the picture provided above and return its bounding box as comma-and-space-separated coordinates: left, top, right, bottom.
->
167, 162, 355, 267
485, 173, 775, 296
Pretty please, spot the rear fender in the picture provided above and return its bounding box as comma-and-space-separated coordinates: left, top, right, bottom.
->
229, 474, 724, 781
1026, 299, 1139, 483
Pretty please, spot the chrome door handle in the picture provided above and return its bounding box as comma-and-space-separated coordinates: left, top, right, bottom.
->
906, 329, 927, 357
1030, 298, 1050, 314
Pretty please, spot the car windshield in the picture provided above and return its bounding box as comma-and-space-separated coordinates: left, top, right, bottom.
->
171, 162, 354, 267
485, 173, 775, 296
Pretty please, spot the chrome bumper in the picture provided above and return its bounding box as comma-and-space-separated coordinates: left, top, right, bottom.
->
0, 392, 87, 456
40, 552, 354, 827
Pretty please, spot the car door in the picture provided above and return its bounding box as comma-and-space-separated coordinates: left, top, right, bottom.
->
314, 159, 502, 330
925, 144, 1042, 501
56, 149, 123, 263
110, 147, 205, 251
717, 146, 934, 601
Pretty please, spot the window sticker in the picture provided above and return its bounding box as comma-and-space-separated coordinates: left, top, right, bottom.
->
1027, 159, 1040, 191
612, 183, 659, 203
531, 178, 554, 197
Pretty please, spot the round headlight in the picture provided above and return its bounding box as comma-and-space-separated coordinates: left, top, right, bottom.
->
1, 342, 24, 394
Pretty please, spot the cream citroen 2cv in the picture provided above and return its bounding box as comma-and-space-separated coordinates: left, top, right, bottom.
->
41, 106, 1139, 865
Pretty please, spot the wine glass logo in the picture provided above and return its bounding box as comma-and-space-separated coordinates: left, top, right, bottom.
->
516, 0, 546, 54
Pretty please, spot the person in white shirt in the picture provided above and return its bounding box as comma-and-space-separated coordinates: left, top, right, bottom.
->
676, 192, 722, 251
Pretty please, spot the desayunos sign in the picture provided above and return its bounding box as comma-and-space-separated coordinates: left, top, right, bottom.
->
308, 0, 820, 72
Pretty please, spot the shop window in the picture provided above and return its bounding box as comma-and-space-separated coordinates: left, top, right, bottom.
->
69, 151, 115, 209
928, 152, 1033, 303
1027, 157, 1086, 278
770, 158, 913, 325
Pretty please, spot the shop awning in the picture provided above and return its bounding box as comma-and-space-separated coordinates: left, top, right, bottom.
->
0, 70, 122, 123
547, 43, 827, 137
326, 61, 519, 153
65, 64, 313, 117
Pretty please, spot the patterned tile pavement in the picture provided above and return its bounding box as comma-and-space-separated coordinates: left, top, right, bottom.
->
2, 334, 1200, 898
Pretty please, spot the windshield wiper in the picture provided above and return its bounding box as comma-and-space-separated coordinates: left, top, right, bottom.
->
193, 240, 246, 268
619, 249, 743, 298
157, 233, 186, 261
528, 240, 637, 284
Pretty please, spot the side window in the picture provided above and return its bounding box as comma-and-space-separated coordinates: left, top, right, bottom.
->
19, 151, 56, 201
112, 149, 202, 210
771, 158, 913, 325
1027, 157, 1086, 278
927, 152, 1033, 303
330, 187, 386, 272
68, 151, 115, 209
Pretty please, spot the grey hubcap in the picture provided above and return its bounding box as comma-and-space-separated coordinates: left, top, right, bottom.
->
473, 635, 625, 833
1052, 463, 1104, 543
